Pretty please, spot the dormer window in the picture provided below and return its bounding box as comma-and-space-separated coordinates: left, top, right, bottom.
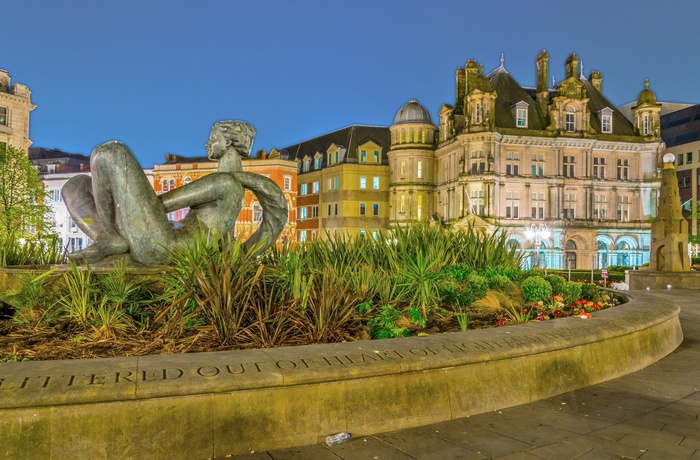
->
599, 107, 613, 134
565, 106, 576, 132
512, 101, 528, 128
303, 156, 311, 172
315, 154, 322, 169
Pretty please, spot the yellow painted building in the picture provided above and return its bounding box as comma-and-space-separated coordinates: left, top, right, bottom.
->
276, 126, 391, 241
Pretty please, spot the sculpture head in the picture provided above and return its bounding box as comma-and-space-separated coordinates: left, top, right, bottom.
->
207, 120, 256, 160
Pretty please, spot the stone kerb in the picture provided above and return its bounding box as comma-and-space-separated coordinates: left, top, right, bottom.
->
0, 292, 683, 459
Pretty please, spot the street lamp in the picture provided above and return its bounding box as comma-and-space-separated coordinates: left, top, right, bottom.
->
525, 224, 551, 271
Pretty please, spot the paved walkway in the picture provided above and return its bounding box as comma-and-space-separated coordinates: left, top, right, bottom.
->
235, 289, 700, 460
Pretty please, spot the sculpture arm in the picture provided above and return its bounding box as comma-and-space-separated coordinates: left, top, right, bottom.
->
159, 175, 224, 212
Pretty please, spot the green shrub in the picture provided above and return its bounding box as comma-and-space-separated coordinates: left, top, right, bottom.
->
488, 274, 511, 291
520, 276, 552, 303
545, 274, 566, 296
466, 273, 490, 302
561, 281, 583, 306
438, 279, 472, 307
441, 263, 473, 282
484, 265, 518, 281
579, 282, 600, 301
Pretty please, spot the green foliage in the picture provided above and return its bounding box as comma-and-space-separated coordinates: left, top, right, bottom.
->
488, 274, 511, 291
441, 263, 473, 281
0, 144, 53, 241
456, 308, 469, 331
520, 276, 552, 303
57, 259, 96, 326
561, 281, 583, 307
466, 273, 489, 301
545, 274, 566, 296
163, 230, 264, 340
3, 270, 58, 324
0, 231, 64, 266
579, 282, 600, 301
368, 305, 411, 339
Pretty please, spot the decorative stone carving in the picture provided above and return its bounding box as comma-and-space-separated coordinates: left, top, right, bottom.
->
649, 154, 690, 271
62, 120, 287, 266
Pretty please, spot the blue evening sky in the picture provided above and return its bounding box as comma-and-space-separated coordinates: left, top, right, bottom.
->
3, 0, 699, 167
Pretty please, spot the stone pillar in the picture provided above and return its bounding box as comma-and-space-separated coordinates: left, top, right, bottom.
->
649, 157, 690, 271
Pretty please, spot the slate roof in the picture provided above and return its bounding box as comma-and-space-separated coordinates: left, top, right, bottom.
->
277, 125, 391, 168
581, 78, 636, 136
661, 104, 700, 147
478, 63, 635, 135
488, 68, 548, 130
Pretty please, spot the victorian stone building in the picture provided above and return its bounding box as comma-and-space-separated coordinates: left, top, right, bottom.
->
0, 69, 34, 152
389, 52, 665, 270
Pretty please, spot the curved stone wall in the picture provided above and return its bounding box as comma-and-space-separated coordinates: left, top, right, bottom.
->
0, 292, 682, 459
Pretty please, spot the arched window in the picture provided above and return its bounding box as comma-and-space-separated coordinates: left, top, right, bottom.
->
183, 177, 192, 185
617, 241, 630, 266
597, 241, 608, 269
565, 106, 576, 132
565, 240, 577, 269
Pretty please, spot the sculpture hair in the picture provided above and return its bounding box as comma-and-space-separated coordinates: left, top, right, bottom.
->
213, 120, 256, 154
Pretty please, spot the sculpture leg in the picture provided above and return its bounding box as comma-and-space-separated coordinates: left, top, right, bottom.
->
89, 141, 176, 264
62, 174, 129, 263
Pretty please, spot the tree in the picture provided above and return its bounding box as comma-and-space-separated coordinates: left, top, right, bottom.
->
0, 144, 52, 240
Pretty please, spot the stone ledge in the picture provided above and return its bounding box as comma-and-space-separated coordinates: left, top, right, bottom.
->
0, 292, 683, 459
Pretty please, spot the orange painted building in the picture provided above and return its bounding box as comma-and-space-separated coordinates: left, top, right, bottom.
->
151, 153, 297, 247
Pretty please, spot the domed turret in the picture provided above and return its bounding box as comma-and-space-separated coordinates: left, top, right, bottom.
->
394, 99, 432, 125
637, 78, 657, 106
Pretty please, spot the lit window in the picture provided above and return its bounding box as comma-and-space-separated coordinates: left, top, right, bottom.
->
299, 207, 307, 220
252, 202, 263, 223
334, 177, 339, 189
417, 195, 422, 219
360, 177, 366, 189
0, 107, 6, 126
284, 175, 292, 190
312, 181, 319, 193
316, 157, 322, 169
417, 161, 422, 179
470, 190, 485, 216
360, 150, 367, 162
374, 151, 380, 162
517, 108, 527, 127
303, 158, 311, 172
299, 231, 307, 242
400, 161, 406, 177
300, 183, 308, 195
513, 101, 528, 128
312, 206, 318, 218
531, 154, 544, 178
373, 177, 380, 189
602, 113, 612, 133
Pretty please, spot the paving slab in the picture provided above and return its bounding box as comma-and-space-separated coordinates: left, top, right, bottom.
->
235, 290, 700, 459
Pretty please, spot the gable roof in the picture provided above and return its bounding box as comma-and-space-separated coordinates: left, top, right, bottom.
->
581, 79, 635, 136
277, 125, 391, 167
488, 69, 548, 130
